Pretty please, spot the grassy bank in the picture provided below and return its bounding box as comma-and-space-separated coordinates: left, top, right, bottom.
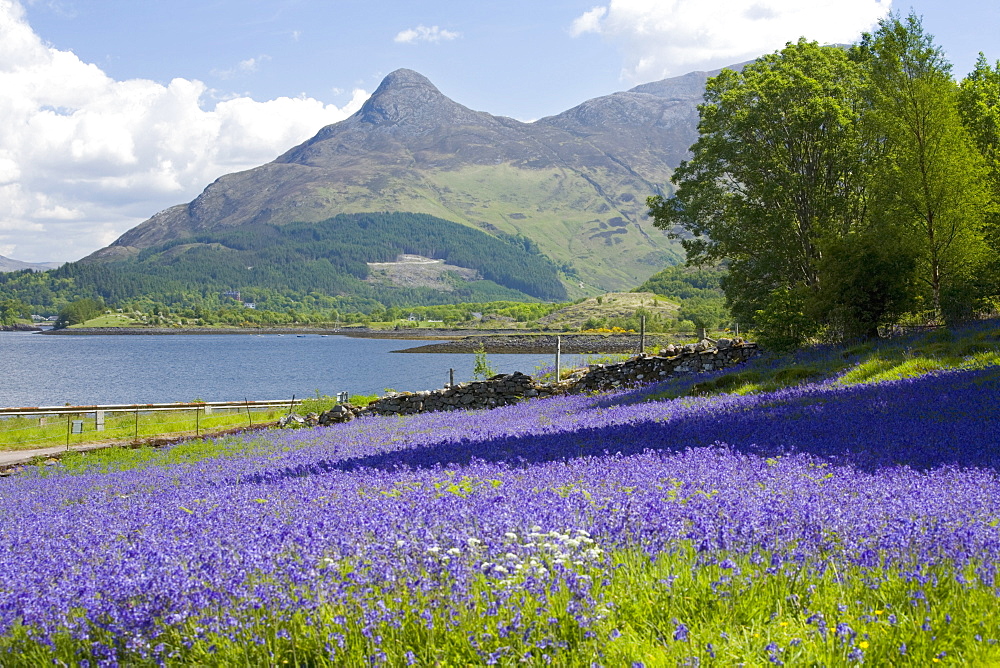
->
0, 395, 376, 453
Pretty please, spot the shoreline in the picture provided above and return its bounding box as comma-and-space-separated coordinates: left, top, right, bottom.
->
393, 333, 684, 354
36, 326, 694, 354
39, 326, 516, 338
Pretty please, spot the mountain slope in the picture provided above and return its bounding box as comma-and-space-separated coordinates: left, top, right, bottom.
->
0, 255, 63, 272
55, 212, 566, 308
84, 67, 733, 293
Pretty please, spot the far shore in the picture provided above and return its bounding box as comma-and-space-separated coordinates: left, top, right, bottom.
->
39, 326, 502, 339
34, 325, 696, 353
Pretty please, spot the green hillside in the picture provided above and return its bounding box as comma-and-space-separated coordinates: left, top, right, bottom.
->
301, 164, 684, 293
634, 265, 730, 330
9, 213, 567, 313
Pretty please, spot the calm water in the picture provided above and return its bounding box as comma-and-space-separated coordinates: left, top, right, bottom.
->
0, 332, 587, 407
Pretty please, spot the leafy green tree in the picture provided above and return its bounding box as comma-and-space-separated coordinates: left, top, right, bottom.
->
54, 298, 105, 329
814, 233, 918, 339
677, 298, 728, 333
0, 299, 29, 326
958, 53, 1000, 305
472, 344, 498, 380
650, 39, 871, 344
856, 13, 993, 322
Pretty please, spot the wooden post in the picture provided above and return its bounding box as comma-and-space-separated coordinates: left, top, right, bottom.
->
449, 368, 455, 388
195, 406, 200, 438
245, 398, 253, 428
640, 315, 646, 354
66, 414, 71, 450
134, 408, 139, 441
555, 336, 562, 382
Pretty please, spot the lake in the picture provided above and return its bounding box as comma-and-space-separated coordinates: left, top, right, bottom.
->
0, 332, 590, 407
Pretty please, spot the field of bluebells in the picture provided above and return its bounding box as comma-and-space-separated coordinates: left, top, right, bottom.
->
2, 338, 1000, 665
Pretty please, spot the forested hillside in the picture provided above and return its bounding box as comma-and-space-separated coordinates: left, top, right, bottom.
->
0, 213, 566, 315
634, 265, 729, 331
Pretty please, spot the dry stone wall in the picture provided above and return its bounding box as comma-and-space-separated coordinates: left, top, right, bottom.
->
570, 338, 758, 392
310, 339, 759, 424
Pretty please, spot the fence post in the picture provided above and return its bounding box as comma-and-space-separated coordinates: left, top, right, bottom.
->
449, 368, 455, 388
195, 406, 200, 438
66, 414, 71, 450
95, 410, 105, 432
555, 336, 562, 383
639, 315, 646, 354
244, 398, 253, 428
134, 408, 139, 441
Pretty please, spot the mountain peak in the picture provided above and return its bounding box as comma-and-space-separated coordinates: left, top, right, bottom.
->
358, 68, 455, 126
376, 68, 439, 91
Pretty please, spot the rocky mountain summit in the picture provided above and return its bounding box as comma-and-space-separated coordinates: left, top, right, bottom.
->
85, 65, 739, 291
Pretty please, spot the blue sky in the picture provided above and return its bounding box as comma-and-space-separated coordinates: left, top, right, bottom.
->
2, 0, 998, 262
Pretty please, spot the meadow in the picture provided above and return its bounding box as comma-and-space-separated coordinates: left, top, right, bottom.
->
1, 324, 999, 666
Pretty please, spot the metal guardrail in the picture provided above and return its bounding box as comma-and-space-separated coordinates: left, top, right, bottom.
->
0, 399, 301, 417
0, 399, 309, 448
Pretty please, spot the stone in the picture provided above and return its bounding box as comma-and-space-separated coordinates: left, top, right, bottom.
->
278, 414, 307, 428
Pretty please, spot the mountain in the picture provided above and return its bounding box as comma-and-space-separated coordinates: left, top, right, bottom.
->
84, 67, 732, 293
0, 255, 63, 272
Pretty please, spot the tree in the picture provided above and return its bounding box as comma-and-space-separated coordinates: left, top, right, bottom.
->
54, 298, 105, 329
0, 299, 29, 326
958, 54, 1000, 306
856, 13, 993, 323
814, 233, 918, 339
649, 39, 872, 344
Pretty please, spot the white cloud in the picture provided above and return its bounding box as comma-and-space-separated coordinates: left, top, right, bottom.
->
0, 0, 369, 262
394, 25, 461, 44
212, 54, 272, 80
571, 0, 892, 83
569, 6, 608, 37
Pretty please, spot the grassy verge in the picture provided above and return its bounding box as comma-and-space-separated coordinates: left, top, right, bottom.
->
0, 394, 379, 453
647, 320, 1000, 401
0, 406, 286, 451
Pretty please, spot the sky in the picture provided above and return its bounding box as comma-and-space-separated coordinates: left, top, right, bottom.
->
1, 0, 998, 263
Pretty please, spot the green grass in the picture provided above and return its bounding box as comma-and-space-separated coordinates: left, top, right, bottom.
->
645, 321, 1000, 402
0, 394, 379, 453
4, 542, 997, 666
0, 406, 287, 451
54, 434, 276, 474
